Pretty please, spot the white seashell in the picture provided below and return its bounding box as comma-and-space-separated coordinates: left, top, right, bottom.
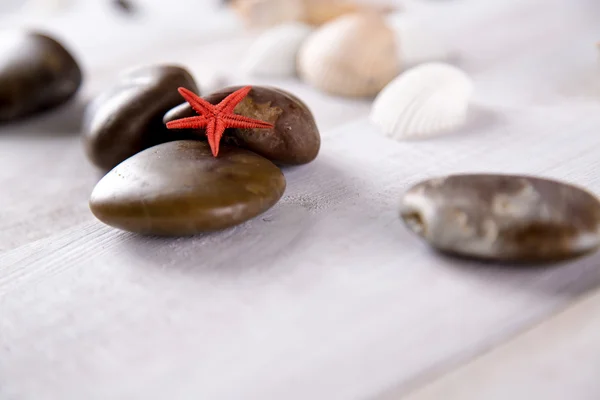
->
297, 13, 401, 97
370, 62, 474, 140
241, 22, 313, 78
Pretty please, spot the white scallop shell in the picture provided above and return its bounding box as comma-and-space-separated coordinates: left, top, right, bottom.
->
370, 63, 474, 140
241, 22, 313, 78
297, 13, 401, 97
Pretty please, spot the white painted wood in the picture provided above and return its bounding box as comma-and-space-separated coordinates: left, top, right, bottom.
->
2, 1, 600, 399
398, 290, 600, 400
3, 108, 600, 399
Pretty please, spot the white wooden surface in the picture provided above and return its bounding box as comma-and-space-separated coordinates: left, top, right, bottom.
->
402, 290, 600, 400
1, 1, 600, 399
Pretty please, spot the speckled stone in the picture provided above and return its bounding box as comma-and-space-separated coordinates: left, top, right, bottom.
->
90, 140, 286, 236
83, 65, 198, 171
0, 31, 82, 122
164, 86, 320, 165
400, 174, 600, 262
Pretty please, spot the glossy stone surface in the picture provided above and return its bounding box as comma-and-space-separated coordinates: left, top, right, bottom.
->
401, 174, 600, 262
0, 31, 82, 122
164, 86, 320, 165
83, 65, 198, 170
90, 140, 286, 236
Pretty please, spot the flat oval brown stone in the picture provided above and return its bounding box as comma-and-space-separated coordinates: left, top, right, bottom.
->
0, 31, 82, 122
83, 65, 198, 170
400, 174, 600, 262
90, 140, 286, 236
164, 86, 320, 165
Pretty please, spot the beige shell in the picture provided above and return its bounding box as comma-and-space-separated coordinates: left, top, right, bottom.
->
231, 0, 396, 29
231, 0, 305, 29
297, 13, 401, 97
302, 0, 394, 25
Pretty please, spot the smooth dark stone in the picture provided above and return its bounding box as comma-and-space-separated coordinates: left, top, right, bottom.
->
83, 65, 198, 171
164, 86, 320, 165
0, 31, 82, 122
90, 140, 286, 236
400, 174, 600, 262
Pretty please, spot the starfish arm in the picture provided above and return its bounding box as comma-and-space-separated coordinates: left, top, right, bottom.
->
177, 87, 215, 116
205, 119, 218, 157
216, 86, 253, 113
222, 114, 274, 129
211, 118, 228, 157
166, 116, 208, 130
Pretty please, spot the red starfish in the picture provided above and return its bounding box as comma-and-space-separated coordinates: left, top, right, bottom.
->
166, 86, 274, 157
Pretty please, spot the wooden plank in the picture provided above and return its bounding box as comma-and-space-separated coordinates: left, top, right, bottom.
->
398, 290, 600, 400
3, 102, 600, 398
2, 1, 600, 399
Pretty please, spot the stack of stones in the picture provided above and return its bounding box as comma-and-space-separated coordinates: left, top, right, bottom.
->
83, 66, 321, 236
0, 30, 321, 238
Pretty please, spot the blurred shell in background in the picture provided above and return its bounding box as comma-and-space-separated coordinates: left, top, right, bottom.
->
231, 0, 304, 29
231, 0, 396, 29
301, 0, 391, 26
241, 22, 313, 77
370, 62, 473, 140
297, 13, 401, 97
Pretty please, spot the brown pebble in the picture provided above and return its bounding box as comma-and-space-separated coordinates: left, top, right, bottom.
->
401, 174, 600, 262
0, 31, 82, 122
90, 140, 286, 236
164, 86, 320, 165
83, 65, 198, 170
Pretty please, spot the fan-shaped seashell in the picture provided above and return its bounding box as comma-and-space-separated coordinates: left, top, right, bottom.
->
297, 13, 401, 97
370, 63, 474, 140
241, 22, 313, 77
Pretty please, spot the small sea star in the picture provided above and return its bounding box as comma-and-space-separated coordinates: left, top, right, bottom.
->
166, 86, 274, 157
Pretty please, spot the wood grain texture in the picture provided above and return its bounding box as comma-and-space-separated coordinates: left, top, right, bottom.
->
3, 112, 600, 399
400, 290, 600, 400
2, 0, 600, 399
0, 101, 97, 251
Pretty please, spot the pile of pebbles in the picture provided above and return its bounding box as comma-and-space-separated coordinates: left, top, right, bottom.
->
2, 29, 599, 265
